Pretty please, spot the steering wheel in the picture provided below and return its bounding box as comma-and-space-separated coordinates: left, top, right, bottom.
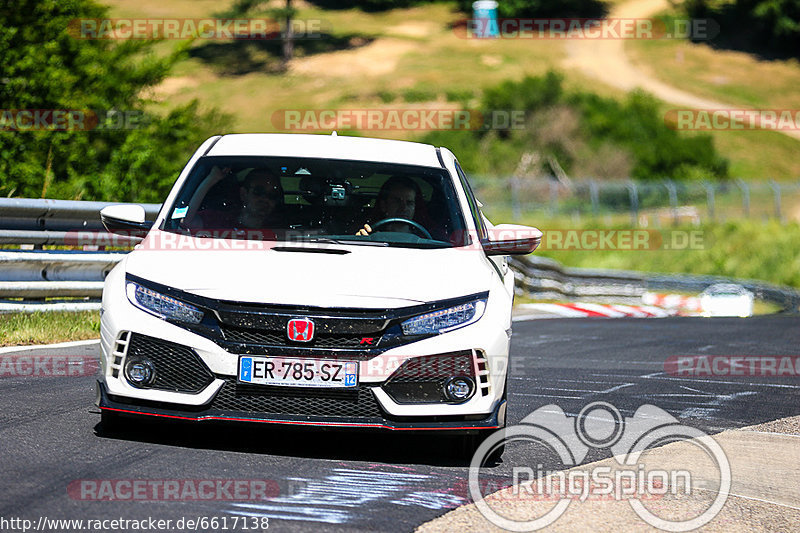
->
371, 218, 432, 239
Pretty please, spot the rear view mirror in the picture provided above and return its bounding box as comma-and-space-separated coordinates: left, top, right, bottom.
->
484, 224, 542, 255
100, 204, 153, 238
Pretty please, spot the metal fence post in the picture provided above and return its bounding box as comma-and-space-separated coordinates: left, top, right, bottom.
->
626, 181, 639, 227
589, 180, 599, 217
702, 181, 715, 222
664, 180, 678, 226
769, 180, 783, 223
735, 179, 750, 218
510, 177, 521, 222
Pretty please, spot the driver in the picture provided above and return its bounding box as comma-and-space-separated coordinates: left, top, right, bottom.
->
356, 176, 421, 236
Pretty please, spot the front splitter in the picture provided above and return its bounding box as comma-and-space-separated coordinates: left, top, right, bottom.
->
96, 380, 505, 432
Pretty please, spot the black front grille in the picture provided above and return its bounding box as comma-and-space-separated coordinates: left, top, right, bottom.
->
383, 351, 476, 404
126, 334, 214, 393
210, 379, 384, 419
387, 351, 475, 383
221, 327, 373, 349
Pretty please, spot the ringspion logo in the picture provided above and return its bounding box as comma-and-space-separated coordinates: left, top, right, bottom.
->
470, 402, 730, 531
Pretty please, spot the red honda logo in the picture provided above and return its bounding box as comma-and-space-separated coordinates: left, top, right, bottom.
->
287, 318, 315, 342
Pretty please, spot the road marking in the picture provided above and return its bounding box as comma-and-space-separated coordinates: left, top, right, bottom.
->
597, 383, 635, 394
692, 486, 800, 511
0, 339, 99, 354
512, 393, 585, 399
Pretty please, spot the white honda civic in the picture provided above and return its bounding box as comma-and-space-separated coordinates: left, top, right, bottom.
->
97, 133, 540, 453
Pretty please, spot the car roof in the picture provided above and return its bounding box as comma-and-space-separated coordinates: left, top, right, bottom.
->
205, 133, 443, 168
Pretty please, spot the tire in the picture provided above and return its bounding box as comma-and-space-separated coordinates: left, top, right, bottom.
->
99, 410, 126, 433
459, 427, 506, 464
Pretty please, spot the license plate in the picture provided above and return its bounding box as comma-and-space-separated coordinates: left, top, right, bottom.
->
238, 356, 358, 388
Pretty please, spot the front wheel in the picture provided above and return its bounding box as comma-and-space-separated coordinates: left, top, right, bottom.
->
99, 410, 127, 434
459, 428, 506, 464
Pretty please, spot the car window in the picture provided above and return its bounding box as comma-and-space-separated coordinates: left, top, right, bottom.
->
161, 156, 469, 248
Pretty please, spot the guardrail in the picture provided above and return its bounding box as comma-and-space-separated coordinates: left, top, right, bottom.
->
0, 197, 160, 245
1, 198, 799, 313
509, 256, 800, 311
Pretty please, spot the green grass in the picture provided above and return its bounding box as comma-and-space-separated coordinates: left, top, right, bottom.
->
101, 0, 800, 178
624, 10, 800, 180
0, 312, 100, 347
626, 24, 800, 111
501, 216, 800, 289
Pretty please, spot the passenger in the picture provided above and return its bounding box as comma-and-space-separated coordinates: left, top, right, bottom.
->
236, 168, 284, 230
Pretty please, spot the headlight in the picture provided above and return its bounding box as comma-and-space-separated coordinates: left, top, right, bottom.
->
401, 299, 486, 335
126, 281, 204, 324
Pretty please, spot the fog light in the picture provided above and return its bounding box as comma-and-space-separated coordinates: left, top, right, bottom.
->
444, 377, 475, 402
124, 358, 155, 387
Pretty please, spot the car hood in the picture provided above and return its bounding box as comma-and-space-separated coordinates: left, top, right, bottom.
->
124, 232, 492, 308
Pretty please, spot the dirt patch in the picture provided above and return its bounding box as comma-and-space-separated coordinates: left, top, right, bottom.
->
562, 0, 800, 142
290, 38, 416, 77
481, 55, 502, 67
147, 76, 200, 100
387, 22, 436, 38
788, 201, 800, 223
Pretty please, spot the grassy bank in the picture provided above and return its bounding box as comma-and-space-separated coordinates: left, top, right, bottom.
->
0, 311, 100, 347
101, 0, 800, 180
523, 219, 800, 288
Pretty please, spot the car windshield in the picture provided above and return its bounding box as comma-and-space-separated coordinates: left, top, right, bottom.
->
161, 156, 469, 248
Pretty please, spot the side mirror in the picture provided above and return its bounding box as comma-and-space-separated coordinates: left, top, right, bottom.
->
100, 204, 153, 238
484, 224, 542, 256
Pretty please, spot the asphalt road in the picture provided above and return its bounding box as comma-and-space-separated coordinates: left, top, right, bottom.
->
1, 316, 798, 532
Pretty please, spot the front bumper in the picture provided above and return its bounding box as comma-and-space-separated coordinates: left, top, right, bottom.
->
96, 380, 506, 431
100, 266, 513, 425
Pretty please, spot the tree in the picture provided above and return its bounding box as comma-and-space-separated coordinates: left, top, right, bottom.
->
685, 0, 800, 58
0, 0, 229, 201
217, 0, 297, 69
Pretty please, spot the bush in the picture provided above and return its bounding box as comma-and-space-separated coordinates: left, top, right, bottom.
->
422, 71, 729, 182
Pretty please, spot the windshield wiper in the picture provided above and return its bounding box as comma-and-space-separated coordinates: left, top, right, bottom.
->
295, 237, 389, 247
273, 245, 350, 255
384, 241, 454, 249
